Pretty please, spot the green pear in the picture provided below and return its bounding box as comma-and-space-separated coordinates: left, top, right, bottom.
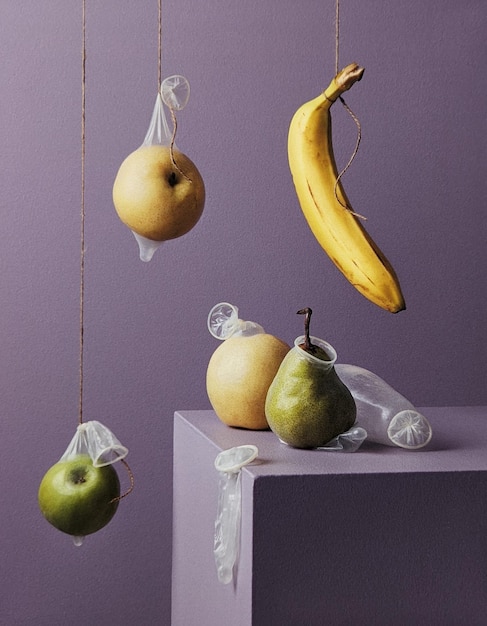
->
265, 308, 356, 448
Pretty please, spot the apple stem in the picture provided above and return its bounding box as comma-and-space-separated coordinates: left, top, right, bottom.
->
297, 307, 313, 351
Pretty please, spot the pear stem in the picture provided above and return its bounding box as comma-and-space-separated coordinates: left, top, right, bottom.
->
297, 308, 313, 352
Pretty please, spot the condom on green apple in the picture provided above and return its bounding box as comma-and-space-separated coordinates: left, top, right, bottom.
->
38, 420, 130, 545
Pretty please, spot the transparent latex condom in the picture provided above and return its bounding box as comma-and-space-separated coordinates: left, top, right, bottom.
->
266, 335, 367, 452
59, 420, 128, 546
291, 340, 368, 451
335, 364, 433, 449
207, 302, 265, 340
316, 425, 368, 452
214, 445, 258, 584
278, 421, 367, 453
133, 75, 191, 262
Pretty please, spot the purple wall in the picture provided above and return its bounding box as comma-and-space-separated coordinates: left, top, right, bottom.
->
1, 1, 485, 624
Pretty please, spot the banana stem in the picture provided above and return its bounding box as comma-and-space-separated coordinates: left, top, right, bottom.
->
324, 63, 365, 103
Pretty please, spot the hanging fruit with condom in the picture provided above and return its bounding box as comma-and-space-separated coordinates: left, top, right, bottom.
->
113, 75, 205, 262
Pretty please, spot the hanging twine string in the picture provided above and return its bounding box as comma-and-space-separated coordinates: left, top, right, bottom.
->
158, 0, 162, 90
335, 0, 340, 75
169, 106, 192, 182
79, 0, 86, 425
157, 0, 191, 181
168, 108, 180, 170
111, 459, 136, 502
78, 0, 134, 499
334, 0, 366, 220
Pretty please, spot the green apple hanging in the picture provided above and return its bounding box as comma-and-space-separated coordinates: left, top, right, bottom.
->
38, 420, 132, 546
38, 455, 120, 539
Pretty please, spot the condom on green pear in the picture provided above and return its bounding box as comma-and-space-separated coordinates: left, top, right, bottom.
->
265, 308, 356, 449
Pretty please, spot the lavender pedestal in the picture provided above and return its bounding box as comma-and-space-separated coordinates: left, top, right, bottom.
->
172, 407, 487, 626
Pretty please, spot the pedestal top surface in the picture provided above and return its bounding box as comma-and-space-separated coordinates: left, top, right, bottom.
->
175, 407, 487, 477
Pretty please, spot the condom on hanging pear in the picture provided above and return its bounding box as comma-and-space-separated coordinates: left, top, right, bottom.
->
113, 75, 205, 262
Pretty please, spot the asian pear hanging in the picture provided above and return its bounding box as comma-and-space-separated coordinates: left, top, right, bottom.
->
112, 2, 205, 262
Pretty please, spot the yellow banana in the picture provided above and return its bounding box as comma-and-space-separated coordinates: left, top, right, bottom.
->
288, 63, 405, 313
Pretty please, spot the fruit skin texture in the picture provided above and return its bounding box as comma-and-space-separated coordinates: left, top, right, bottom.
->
206, 333, 291, 430
288, 63, 405, 313
265, 345, 357, 448
38, 454, 120, 537
113, 144, 205, 242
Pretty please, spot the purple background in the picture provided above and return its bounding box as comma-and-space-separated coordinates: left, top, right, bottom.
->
1, 1, 485, 624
